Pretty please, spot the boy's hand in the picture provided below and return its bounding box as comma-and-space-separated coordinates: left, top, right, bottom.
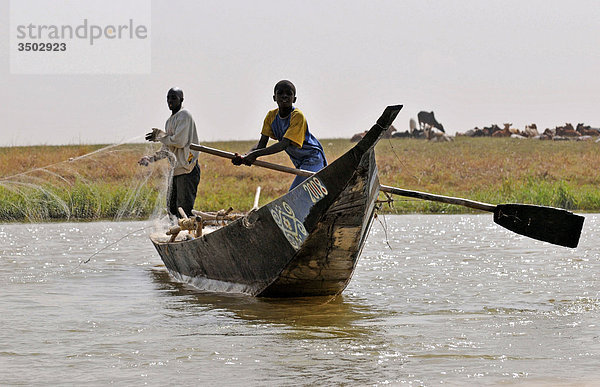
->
241, 153, 257, 166
231, 153, 244, 166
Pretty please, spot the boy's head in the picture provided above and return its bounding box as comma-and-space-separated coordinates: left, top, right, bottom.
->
273, 80, 296, 109
274, 80, 296, 96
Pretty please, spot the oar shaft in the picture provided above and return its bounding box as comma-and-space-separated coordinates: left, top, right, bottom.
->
190, 144, 313, 177
191, 143, 496, 212
379, 185, 496, 212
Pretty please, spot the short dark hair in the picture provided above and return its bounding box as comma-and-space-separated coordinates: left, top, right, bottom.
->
274, 80, 296, 95
168, 87, 184, 99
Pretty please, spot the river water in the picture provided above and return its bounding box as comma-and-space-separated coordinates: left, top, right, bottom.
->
1, 214, 599, 386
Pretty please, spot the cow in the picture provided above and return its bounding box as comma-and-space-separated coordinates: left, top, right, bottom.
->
493, 123, 523, 138
382, 124, 397, 139
351, 125, 396, 142
483, 124, 501, 136
540, 128, 554, 140
350, 131, 367, 142
523, 124, 539, 138
392, 130, 411, 138
409, 118, 417, 133
424, 126, 452, 142
576, 123, 600, 136
456, 128, 476, 137
418, 111, 445, 133
555, 123, 580, 137
492, 123, 513, 137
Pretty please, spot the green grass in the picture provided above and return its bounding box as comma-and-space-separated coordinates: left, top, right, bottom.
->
0, 180, 159, 222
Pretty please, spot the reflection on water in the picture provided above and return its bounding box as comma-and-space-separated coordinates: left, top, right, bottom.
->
150, 267, 378, 337
1, 215, 600, 385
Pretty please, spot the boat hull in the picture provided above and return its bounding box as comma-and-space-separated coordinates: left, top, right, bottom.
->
151, 149, 379, 297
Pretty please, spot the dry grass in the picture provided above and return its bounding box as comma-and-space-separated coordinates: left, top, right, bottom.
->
377, 137, 599, 189
1, 136, 599, 221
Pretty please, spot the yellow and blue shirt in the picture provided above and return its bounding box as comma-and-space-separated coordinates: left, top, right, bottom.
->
261, 107, 326, 170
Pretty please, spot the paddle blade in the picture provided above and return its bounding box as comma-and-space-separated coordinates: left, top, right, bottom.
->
493, 204, 584, 248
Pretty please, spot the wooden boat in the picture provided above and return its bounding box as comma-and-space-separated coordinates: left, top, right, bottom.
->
150, 105, 403, 297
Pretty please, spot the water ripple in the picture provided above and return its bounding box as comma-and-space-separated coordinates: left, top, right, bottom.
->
1, 215, 600, 385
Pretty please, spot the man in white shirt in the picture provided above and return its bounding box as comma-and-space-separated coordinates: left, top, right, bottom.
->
139, 87, 200, 218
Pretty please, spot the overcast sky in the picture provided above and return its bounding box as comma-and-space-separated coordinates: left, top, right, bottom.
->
1, 0, 599, 146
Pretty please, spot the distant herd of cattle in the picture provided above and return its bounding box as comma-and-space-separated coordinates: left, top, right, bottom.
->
350, 111, 600, 142
457, 122, 600, 141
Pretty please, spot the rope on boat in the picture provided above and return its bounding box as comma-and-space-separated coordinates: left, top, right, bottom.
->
168, 206, 249, 241
374, 211, 393, 250
165, 208, 203, 241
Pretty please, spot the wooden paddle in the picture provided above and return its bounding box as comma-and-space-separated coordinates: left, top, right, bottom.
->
190, 144, 585, 248
380, 186, 584, 248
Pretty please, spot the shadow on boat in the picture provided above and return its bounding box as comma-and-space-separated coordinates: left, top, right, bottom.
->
148, 265, 379, 333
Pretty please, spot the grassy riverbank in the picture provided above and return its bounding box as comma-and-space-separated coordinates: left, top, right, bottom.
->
1, 137, 599, 221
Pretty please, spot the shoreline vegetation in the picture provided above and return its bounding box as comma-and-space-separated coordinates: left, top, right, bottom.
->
1, 137, 599, 222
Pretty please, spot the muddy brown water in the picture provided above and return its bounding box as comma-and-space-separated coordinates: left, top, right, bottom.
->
1, 214, 599, 385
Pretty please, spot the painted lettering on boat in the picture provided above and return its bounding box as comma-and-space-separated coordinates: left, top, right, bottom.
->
269, 202, 308, 250
303, 177, 328, 203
